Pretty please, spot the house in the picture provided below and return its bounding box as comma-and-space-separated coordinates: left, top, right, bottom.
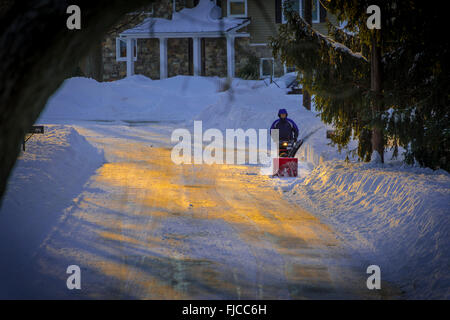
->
100, 0, 337, 81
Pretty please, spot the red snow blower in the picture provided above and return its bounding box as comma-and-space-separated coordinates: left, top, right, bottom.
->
272, 128, 320, 177
273, 156, 298, 177
272, 140, 301, 177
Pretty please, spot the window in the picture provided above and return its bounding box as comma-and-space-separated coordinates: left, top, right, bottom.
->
260, 58, 275, 79
228, 0, 247, 17
282, 0, 320, 23
116, 38, 137, 62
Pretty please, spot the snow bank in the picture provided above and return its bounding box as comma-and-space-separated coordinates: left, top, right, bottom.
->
275, 160, 450, 299
0, 125, 104, 293
40, 75, 224, 122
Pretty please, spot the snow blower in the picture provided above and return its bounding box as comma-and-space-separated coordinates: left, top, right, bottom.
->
272, 128, 321, 177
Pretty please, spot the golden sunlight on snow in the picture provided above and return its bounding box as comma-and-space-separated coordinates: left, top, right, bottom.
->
34, 125, 390, 299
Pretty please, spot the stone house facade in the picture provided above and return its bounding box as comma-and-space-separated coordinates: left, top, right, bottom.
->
100, 0, 335, 81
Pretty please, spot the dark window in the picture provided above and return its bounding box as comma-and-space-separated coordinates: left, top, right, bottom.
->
188, 38, 193, 75
319, 1, 327, 22
276, 0, 282, 23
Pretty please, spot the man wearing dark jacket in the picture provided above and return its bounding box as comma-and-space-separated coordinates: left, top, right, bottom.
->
270, 108, 299, 142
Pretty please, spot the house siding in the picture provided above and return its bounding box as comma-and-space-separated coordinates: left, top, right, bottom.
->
313, 22, 328, 34
313, 13, 339, 35
244, 0, 338, 44
247, 0, 278, 44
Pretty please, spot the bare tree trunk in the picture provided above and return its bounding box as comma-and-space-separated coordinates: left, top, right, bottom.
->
302, 0, 312, 111
370, 32, 384, 162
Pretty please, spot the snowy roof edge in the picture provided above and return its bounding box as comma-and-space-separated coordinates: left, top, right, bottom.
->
120, 17, 250, 37
120, 0, 250, 37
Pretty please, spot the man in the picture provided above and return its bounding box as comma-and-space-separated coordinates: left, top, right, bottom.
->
270, 108, 299, 142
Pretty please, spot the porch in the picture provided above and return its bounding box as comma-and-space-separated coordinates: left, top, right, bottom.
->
118, 0, 250, 79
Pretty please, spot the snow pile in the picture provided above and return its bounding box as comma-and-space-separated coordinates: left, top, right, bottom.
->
40, 75, 224, 122
275, 160, 450, 299
0, 125, 104, 280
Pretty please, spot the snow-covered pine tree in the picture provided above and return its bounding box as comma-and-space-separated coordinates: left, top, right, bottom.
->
270, 0, 449, 170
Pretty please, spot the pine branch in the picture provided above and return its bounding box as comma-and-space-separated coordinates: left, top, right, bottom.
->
270, 7, 369, 96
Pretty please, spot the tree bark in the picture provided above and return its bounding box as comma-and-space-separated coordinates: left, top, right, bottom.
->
302, 0, 312, 111
370, 32, 384, 162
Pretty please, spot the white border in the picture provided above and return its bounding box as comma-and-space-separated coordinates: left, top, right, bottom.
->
260, 57, 275, 79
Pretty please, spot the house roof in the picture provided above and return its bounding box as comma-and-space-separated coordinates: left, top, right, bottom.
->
120, 0, 250, 38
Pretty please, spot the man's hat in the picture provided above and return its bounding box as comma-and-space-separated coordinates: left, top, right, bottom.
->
278, 108, 288, 117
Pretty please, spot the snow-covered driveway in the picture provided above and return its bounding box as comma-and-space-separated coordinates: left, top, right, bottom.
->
0, 122, 391, 299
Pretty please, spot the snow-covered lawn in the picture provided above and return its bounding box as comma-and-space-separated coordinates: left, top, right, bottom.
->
1, 125, 104, 244
0, 126, 104, 297
2, 75, 449, 299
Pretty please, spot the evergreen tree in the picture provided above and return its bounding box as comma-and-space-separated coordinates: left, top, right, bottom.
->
270, 0, 449, 170
302, 0, 312, 111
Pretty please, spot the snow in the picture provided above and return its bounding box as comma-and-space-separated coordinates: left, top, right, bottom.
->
40, 74, 346, 166
336, 20, 359, 37
40, 75, 223, 121
330, 39, 367, 61
273, 161, 450, 299
0, 126, 104, 296
6, 74, 450, 299
121, 0, 249, 35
